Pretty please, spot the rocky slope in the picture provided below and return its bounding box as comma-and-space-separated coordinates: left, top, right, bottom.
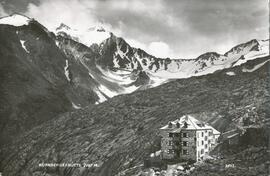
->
0, 14, 151, 145
1, 55, 269, 176
0, 14, 101, 144
56, 34, 151, 102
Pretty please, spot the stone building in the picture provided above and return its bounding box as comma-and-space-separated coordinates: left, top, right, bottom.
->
160, 115, 220, 162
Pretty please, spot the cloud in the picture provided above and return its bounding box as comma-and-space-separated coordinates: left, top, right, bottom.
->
0, 4, 7, 16
126, 38, 147, 50
25, 0, 97, 31
148, 42, 171, 58
127, 39, 175, 58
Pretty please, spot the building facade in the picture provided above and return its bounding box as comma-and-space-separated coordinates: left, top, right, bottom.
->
160, 115, 220, 162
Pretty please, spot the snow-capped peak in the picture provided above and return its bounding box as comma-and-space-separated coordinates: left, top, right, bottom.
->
0, 13, 31, 27
55, 24, 110, 47
224, 39, 259, 57
196, 52, 221, 61
88, 26, 106, 32
56, 23, 71, 31
257, 39, 269, 48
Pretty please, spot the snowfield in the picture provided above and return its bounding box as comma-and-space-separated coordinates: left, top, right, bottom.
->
64, 60, 71, 82
226, 71, 236, 76
20, 40, 30, 53
242, 60, 269, 73
0, 14, 30, 26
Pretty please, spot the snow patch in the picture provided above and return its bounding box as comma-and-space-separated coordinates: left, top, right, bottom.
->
242, 60, 269, 73
94, 88, 107, 103
233, 39, 269, 66
96, 66, 135, 85
147, 72, 168, 87
87, 72, 118, 100
94, 66, 141, 96
64, 60, 71, 81
20, 40, 30, 53
0, 14, 30, 26
113, 57, 120, 68
122, 85, 139, 94
55, 40, 60, 47
98, 84, 118, 98
226, 71, 236, 76
72, 102, 81, 109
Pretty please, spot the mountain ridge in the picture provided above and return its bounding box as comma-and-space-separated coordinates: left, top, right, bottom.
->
57, 23, 269, 78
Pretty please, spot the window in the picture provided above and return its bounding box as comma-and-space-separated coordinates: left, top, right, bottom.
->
169, 141, 173, 146
169, 133, 173, 137
201, 140, 204, 145
201, 149, 204, 154
175, 133, 180, 137
183, 149, 188, 155
209, 131, 213, 136
182, 132, 188, 138
208, 140, 211, 144
183, 141, 188, 147
205, 136, 208, 141
205, 144, 208, 149
168, 149, 174, 154
201, 132, 204, 137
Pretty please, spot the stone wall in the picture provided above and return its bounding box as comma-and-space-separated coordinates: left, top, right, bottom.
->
180, 130, 197, 161
160, 129, 175, 159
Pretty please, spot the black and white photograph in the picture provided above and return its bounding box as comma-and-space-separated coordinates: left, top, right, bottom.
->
0, 0, 269, 175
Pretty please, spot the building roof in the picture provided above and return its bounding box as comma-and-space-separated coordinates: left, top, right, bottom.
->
208, 126, 221, 135
160, 115, 220, 134
227, 133, 239, 139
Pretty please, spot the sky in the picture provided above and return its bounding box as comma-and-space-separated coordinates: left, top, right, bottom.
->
0, 0, 269, 59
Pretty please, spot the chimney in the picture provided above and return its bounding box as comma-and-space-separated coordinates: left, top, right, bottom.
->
184, 122, 188, 128
168, 122, 173, 128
